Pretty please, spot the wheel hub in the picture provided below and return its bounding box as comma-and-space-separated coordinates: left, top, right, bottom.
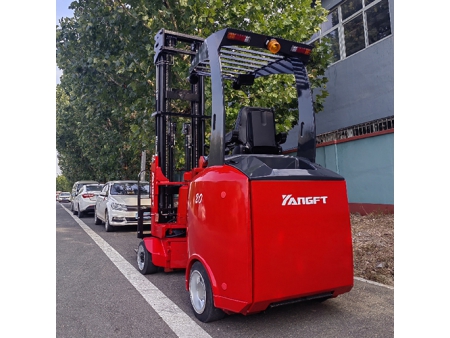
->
137, 246, 145, 270
189, 270, 206, 314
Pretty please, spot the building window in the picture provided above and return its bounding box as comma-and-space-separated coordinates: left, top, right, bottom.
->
344, 14, 365, 57
366, 0, 392, 44
310, 0, 392, 64
324, 28, 341, 63
341, 0, 362, 20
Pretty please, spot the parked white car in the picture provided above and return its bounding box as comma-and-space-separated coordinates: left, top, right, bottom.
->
94, 180, 151, 232
70, 180, 98, 212
58, 192, 71, 203
72, 184, 104, 218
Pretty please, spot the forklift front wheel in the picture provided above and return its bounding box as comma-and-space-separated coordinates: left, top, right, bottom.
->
137, 241, 158, 275
189, 261, 225, 323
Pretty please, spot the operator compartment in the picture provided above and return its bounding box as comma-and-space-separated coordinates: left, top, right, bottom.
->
226, 154, 354, 313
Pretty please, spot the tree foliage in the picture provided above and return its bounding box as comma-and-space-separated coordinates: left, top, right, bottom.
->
56, 175, 72, 192
56, 0, 332, 182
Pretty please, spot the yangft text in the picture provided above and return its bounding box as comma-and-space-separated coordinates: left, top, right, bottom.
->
282, 194, 328, 206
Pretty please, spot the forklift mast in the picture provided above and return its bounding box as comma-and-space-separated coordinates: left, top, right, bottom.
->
152, 29, 206, 224
154, 29, 206, 177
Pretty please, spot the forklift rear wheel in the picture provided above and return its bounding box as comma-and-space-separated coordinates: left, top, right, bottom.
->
137, 241, 158, 275
189, 261, 225, 323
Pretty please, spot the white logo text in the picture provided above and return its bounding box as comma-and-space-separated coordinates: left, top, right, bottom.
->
282, 194, 328, 206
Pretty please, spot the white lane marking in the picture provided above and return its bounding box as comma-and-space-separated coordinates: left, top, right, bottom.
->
61, 206, 211, 338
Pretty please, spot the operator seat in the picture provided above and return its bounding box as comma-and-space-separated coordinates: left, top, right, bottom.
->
227, 107, 281, 155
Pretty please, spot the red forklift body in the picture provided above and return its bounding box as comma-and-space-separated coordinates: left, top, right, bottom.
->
250, 179, 353, 312
136, 28, 354, 322
186, 156, 353, 315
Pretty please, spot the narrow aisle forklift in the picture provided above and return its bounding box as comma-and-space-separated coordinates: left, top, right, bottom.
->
136, 28, 353, 322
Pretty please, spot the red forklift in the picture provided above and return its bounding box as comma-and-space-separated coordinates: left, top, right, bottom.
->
136, 28, 353, 323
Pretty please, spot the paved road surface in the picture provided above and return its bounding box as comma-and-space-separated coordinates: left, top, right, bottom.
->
56, 202, 394, 337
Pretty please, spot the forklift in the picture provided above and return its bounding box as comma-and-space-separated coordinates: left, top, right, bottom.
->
136, 28, 354, 323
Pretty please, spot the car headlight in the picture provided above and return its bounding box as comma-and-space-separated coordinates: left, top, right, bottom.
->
111, 202, 127, 211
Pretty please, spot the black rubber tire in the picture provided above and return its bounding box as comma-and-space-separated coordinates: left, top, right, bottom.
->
136, 241, 158, 275
94, 209, 102, 225
72, 202, 78, 215
77, 204, 84, 218
104, 211, 114, 232
189, 261, 226, 323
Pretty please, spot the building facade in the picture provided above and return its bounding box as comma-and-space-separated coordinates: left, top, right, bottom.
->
284, 0, 394, 214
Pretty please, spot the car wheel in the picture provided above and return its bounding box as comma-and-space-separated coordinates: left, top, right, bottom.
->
94, 209, 102, 225
72, 202, 78, 215
189, 261, 226, 323
77, 204, 84, 218
136, 241, 158, 275
104, 211, 114, 232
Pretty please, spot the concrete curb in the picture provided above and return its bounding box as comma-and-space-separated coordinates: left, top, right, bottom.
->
354, 276, 394, 290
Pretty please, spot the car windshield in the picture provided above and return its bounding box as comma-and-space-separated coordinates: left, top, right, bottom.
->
60, 193, 70, 197
86, 185, 103, 192
110, 183, 150, 195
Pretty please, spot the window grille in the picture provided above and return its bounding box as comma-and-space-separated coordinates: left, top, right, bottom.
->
316, 115, 393, 144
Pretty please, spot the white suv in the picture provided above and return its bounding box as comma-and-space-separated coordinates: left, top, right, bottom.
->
94, 180, 151, 232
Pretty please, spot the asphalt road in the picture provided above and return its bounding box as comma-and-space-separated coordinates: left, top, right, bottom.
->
56, 202, 394, 338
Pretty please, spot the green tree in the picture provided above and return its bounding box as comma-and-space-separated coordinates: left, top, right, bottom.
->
56, 0, 332, 180
56, 175, 72, 192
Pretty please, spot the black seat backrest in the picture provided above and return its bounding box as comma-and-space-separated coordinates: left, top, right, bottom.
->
231, 107, 279, 155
